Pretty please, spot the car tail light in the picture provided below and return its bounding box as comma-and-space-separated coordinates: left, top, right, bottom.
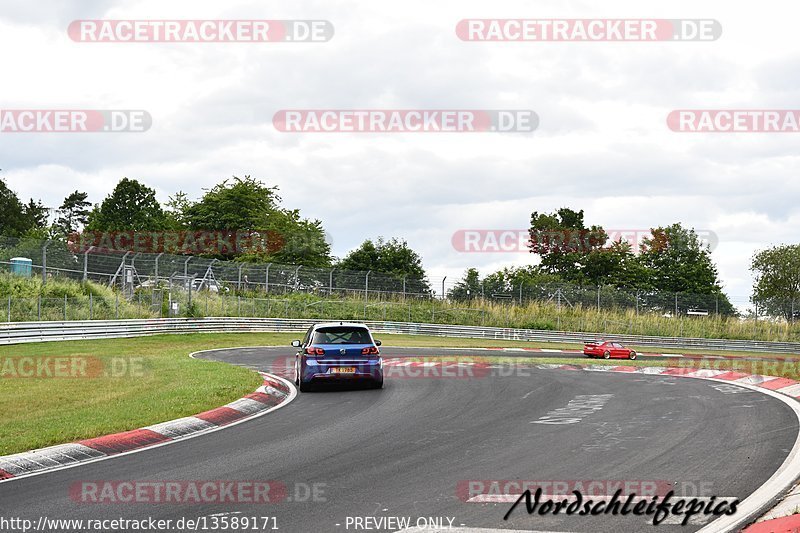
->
361, 346, 380, 355
305, 347, 325, 356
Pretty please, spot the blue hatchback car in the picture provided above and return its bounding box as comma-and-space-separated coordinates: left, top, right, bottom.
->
292, 322, 384, 392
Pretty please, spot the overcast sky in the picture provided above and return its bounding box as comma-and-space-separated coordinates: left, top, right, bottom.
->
1, 0, 798, 307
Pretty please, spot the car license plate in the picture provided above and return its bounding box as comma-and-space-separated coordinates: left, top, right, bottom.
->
330, 367, 356, 374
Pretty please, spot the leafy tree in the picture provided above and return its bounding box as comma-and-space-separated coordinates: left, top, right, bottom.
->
85, 178, 167, 231
639, 223, 734, 314
583, 240, 649, 289
528, 208, 608, 283
0, 178, 49, 237
337, 237, 428, 288
184, 176, 280, 231
751, 244, 800, 320
449, 268, 482, 299
185, 176, 332, 266
54, 191, 91, 235
450, 266, 564, 301
164, 191, 191, 230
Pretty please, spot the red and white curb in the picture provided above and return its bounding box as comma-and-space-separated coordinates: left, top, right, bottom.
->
448, 346, 764, 360
0, 372, 296, 484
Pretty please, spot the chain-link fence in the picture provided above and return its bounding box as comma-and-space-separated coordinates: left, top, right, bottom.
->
2, 237, 800, 341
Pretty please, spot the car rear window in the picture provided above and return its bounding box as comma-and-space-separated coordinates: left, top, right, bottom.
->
311, 327, 372, 345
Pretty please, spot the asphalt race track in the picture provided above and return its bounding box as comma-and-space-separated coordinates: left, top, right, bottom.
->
1, 346, 798, 533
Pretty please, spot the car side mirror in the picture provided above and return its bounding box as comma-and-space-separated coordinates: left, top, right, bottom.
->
291, 340, 301, 348
375, 340, 382, 346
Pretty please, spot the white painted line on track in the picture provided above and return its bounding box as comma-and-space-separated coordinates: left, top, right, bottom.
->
694, 377, 800, 532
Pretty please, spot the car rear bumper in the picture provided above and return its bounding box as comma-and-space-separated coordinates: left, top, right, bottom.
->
300, 359, 383, 383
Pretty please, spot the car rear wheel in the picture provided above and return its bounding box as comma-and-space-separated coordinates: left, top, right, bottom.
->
629, 351, 637, 360
603, 351, 611, 359
299, 380, 314, 392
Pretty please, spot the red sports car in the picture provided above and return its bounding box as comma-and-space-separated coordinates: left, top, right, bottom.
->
583, 340, 637, 360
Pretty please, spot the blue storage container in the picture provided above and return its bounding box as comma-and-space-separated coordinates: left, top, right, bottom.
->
10, 257, 32, 277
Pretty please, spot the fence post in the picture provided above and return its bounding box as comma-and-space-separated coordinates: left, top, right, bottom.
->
519, 282, 523, 305
329, 269, 334, 295
41, 240, 51, 285
635, 291, 639, 315
403, 276, 407, 301
754, 301, 758, 339
237, 296, 241, 316
294, 266, 302, 292
6, 296, 10, 322
64, 295, 67, 321
597, 286, 601, 311
441, 276, 447, 301
238, 264, 243, 290
38, 296, 41, 321
674, 293, 678, 317
90, 293, 93, 320
83, 247, 95, 281
115, 293, 119, 318
155, 253, 163, 283
184, 257, 192, 280
364, 271, 371, 318
265, 263, 271, 294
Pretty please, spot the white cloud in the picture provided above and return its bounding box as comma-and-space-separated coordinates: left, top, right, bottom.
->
1, 0, 798, 304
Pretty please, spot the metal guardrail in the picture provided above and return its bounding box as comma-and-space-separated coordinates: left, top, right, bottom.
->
1, 317, 800, 353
